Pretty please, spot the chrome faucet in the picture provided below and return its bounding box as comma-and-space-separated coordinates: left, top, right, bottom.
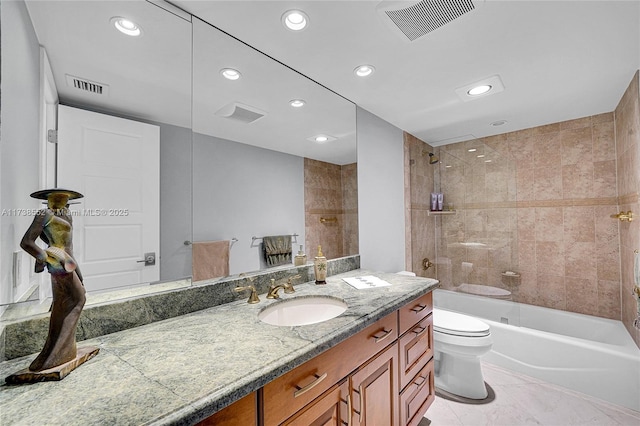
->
267, 275, 300, 299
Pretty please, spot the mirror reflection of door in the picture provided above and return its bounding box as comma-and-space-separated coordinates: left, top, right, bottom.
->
57, 105, 160, 292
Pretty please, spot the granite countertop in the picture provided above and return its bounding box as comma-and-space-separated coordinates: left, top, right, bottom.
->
0, 269, 438, 426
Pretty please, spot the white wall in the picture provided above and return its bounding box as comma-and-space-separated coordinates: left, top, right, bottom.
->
0, 0, 42, 305
192, 133, 305, 275
356, 107, 406, 272
159, 123, 192, 281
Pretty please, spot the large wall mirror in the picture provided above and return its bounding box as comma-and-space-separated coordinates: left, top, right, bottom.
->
0, 0, 358, 321
0, 0, 193, 316
191, 18, 358, 279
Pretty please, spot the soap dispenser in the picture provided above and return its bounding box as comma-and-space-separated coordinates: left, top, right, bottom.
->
314, 245, 327, 284
294, 245, 307, 266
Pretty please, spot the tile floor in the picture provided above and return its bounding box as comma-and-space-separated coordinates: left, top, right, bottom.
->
424, 362, 640, 425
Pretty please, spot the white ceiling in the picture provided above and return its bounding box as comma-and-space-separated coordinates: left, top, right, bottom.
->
24, 0, 640, 163
24, 0, 358, 165
25, 0, 193, 129
177, 0, 640, 146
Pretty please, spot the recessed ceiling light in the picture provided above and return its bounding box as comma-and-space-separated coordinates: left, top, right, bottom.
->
282, 10, 309, 31
306, 134, 337, 143
111, 17, 142, 37
445, 165, 452, 168
455, 75, 505, 102
477, 154, 485, 158
354, 65, 375, 77
467, 85, 492, 96
468, 148, 477, 152
290, 99, 306, 108
490, 120, 508, 127
485, 160, 492, 163
220, 68, 241, 80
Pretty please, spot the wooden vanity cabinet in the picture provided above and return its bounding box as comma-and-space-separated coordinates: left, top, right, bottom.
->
203, 291, 434, 426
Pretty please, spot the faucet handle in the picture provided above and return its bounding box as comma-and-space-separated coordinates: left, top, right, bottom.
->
284, 274, 301, 293
267, 279, 281, 299
235, 285, 260, 304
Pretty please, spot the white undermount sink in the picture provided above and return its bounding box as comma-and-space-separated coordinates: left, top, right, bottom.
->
258, 296, 348, 326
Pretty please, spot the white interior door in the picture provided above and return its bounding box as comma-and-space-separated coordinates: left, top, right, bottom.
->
57, 105, 160, 292
37, 47, 58, 301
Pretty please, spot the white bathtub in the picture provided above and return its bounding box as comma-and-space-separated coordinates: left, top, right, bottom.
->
433, 289, 640, 411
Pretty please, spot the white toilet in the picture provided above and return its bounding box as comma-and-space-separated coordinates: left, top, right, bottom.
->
433, 308, 493, 399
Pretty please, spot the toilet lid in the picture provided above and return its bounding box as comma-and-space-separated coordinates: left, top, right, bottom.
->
433, 308, 491, 337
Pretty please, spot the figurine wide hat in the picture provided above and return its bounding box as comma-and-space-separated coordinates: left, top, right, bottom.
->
30, 188, 84, 200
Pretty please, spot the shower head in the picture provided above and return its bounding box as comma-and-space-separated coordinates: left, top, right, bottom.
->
421, 150, 439, 164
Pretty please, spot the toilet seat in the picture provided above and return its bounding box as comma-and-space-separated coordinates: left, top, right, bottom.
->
434, 308, 490, 337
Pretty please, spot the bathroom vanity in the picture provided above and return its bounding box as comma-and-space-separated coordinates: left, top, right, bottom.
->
0, 270, 438, 425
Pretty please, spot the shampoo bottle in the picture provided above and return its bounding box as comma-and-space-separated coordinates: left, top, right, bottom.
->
314, 245, 327, 284
294, 245, 307, 266
430, 193, 437, 211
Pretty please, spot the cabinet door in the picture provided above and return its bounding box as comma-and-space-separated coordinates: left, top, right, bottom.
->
350, 343, 399, 426
282, 381, 349, 426
197, 392, 256, 426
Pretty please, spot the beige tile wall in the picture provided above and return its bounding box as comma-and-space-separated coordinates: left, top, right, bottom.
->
406, 71, 640, 347
404, 133, 437, 279
304, 158, 358, 260
616, 71, 640, 347
505, 113, 621, 318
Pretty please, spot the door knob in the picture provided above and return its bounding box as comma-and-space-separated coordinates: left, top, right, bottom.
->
137, 252, 156, 266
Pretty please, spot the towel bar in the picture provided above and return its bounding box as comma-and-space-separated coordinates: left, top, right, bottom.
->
252, 233, 299, 242
320, 217, 337, 223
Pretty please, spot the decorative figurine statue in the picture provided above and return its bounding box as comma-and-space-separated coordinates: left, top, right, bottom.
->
5, 189, 98, 383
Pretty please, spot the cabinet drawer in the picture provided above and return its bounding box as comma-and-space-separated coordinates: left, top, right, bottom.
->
263, 312, 397, 426
281, 380, 349, 426
398, 314, 433, 391
398, 292, 433, 335
399, 359, 435, 426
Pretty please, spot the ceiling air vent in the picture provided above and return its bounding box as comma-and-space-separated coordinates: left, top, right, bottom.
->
66, 74, 109, 95
215, 102, 267, 124
377, 0, 478, 41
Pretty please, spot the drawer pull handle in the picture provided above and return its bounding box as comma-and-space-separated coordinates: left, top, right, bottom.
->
410, 304, 427, 313
372, 328, 393, 343
413, 375, 427, 387
411, 325, 426, 335
293, 372, 328, 398
345, 394, 353, 426
357, 384, 364, 423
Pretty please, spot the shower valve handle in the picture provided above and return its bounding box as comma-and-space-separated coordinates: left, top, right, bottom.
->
422, 258, 433, 270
